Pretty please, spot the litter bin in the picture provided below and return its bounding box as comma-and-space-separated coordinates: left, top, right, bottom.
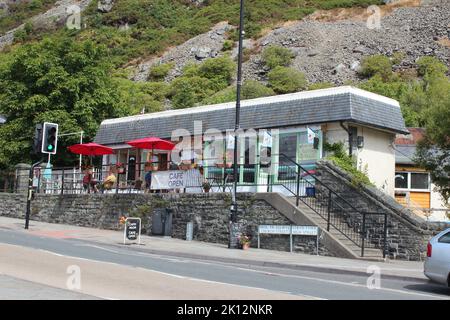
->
305, 186, 316, 197
151, 208, 173, 236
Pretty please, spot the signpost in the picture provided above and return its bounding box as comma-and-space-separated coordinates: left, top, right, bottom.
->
123, 218, 141, 245
257, 225, 320, 254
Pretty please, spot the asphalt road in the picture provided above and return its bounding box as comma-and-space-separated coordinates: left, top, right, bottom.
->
0, 229, 449, 300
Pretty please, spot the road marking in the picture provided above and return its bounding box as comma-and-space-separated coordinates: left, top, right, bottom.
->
230, 265, 450, 300
74, 244, 122, 254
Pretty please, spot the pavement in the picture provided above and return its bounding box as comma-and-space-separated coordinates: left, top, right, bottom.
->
0, 216, 428, 282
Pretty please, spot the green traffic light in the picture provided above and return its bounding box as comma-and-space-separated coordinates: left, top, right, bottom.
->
47, 145, 53, 151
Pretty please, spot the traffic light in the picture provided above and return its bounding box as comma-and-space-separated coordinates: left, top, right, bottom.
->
32, 123, 43, 155
41, 122, 58, 154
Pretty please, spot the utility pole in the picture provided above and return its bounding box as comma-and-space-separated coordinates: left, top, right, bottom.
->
230, 0, 245, 248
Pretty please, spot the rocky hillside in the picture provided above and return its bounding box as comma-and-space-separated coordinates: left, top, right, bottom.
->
133, 0, 450, 85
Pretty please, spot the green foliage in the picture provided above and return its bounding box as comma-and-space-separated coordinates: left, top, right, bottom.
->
170, 76, 216, 109
222, 40, 234, 52
203, 80, 275, 104
308, 82, 335, 90
415, 89, 450, 204
147, 63, 174, 81
169, 56, 236, 108
197, 56, 236, 89
416, 56, 448, 78
0, 35, 129, 168
0, 0, 57, 36
323, 142, 373, 187
262, 46, 295, 69
268, 66, 307, 94
359, 55, 393, 80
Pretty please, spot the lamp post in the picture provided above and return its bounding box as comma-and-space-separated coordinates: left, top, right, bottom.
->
230, 0, 245, 248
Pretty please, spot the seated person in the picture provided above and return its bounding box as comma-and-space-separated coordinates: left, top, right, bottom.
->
101, 171, 116, 192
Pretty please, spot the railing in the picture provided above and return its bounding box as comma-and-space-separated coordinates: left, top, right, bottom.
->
4, 156, 388, 257
276, 154, 388, 258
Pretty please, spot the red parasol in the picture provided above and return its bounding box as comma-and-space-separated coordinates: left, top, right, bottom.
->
67, 143, 114, 156
126, 137, 175, 151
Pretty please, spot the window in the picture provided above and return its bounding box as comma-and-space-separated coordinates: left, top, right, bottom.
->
395, 171, 430, 190
438, 232, 450, 244
395, 173, 408, 189
411, 173, 429, 190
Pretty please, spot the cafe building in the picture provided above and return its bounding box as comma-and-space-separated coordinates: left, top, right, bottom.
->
94, 86, 408, 196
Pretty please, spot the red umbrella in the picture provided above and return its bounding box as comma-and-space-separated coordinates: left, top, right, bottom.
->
67, 143, 114, 156
126, 137, 175, 151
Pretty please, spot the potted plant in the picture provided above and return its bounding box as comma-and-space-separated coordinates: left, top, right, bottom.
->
116, 162, 126, 174
238, 234, 251, 250
202, 181, 211, 193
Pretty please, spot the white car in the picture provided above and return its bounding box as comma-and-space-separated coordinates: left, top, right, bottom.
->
424, 228, 450, 287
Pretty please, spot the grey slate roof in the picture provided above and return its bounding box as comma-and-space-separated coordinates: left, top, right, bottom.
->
395, 145, 417, 165
95, 86, 409, 146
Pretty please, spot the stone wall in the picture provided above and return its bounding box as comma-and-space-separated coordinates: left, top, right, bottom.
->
315, 160, 447, 261
0, 192, 333, 256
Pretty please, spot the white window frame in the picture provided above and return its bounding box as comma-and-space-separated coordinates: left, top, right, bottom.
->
395, 171, 431, 192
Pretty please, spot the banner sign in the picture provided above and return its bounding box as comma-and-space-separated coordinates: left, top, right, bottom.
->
151, 171, 184, 190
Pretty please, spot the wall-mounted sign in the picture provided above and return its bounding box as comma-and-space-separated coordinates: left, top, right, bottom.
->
257, 225, 319, 253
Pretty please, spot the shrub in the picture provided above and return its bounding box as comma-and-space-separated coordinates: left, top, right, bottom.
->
198, 56, 235, 88
242, 80, 275, 99
170, 76, 215, 109
148, 63, 173, 81
222, 40, 234, 51
261, 46, 295, 69
308, 82, 335, 90
416, 56, 448, 77
359, 55, 393, 80
268, 66, 307, 94
323, 142, 373, 187
202, 81, 275, 104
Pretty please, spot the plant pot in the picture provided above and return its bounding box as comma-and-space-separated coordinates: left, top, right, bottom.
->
225, 163, 233, 168
215, 163, 225, 168
203, 188, 210, 193
117, 168, 125, 174
242, 243, 250, 250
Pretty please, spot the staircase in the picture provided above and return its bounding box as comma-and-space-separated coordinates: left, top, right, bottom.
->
273, 154, 388, 260
289, 198, 384, 260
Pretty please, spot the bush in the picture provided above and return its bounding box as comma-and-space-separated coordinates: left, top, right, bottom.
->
222, 40, 234, 51
198, 56, 236, 88
268, 66, 307, 94
324, 142, 373, 187
416, 56, 448, 77
262, 46, 295, 69
308, 82, 335, 90
202, 81, 275, 105
242, 80, 275, 99
148, 63, 173, 81
170, 76, 215, 109
359, 55, 393, 80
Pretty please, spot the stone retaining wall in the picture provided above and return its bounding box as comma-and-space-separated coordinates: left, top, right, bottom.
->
0, 192, 333, 256
315, 161, 447, 261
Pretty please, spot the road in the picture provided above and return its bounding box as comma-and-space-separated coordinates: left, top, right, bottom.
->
0, 228, 449, 300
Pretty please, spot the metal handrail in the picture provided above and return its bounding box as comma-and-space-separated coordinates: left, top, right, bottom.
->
277, 153, 388, 258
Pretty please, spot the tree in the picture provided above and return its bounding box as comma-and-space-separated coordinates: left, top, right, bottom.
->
268, 66, 307, 94
0, 36, 129, 168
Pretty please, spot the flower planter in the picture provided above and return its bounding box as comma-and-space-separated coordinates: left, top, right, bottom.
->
242, 243, 250, 250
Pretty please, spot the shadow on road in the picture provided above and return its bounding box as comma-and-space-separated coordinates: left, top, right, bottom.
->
404, 283, 450, 296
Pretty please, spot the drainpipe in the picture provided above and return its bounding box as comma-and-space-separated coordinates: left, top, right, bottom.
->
339, 121, 352, 156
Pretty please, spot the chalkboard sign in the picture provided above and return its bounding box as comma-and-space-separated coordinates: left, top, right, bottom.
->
123, 218, 141, 245
229, 222, 244, 249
